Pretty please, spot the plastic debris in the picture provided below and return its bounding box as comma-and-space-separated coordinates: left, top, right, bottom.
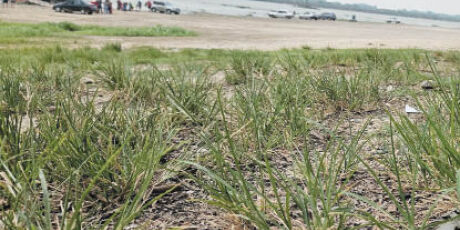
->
405, 105, 421, 114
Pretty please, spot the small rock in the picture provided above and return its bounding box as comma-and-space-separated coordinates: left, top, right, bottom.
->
386, 85, 395, 92
309, 130, 331, 141
48, 105, 56, 112
442, 210, 460, 220
80, 77, 95, 85
375, 146, 388, 154
387, 204, 397, 212
420, 80, 435, 90
393, 61, 404, 69
436, 220, 460, 230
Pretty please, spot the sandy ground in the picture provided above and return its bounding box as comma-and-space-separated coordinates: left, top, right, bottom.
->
2, 5, 460, 50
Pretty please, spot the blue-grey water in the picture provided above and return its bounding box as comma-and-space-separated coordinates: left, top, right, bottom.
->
164, 0, 460, 29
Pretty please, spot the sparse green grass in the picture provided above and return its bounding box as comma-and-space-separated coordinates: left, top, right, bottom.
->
0, 21, 195, 44
0, 46, 459, 229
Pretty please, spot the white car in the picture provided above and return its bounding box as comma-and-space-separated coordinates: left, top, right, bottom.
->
299, 12, 315, 20
268, 10, 294, 19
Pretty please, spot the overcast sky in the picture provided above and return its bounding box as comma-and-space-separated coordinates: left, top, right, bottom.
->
330, 0, 460, 15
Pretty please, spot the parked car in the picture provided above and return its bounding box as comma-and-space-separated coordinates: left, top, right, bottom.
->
386, 17, 401, 24
151, 1, 180, 14
315, 12, 337, 20
53, 0, 97, 14
299, 12, 317, 20
268, 10, 294, 19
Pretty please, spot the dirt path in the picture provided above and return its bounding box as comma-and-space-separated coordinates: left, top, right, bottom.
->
2, 5, 460, 50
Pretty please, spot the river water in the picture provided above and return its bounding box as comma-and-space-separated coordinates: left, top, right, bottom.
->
163, 0, 460, 29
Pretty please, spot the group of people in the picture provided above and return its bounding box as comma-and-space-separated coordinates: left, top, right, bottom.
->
113, 0, 155, 12
115, 0, 134, 11
92, 0, 155, 14
94, 0, 113, 14
2, 0, 15, 8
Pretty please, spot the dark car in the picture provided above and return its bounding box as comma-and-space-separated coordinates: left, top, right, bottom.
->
53, 0, 97, 14
312, 12, 337, 21
151, 1, 180, 14
386, 17, 401, 24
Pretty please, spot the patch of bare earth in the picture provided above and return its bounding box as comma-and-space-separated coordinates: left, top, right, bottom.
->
2, 5, 460, 50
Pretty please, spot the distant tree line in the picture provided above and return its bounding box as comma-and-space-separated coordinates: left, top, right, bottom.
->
254, 0, 460, 22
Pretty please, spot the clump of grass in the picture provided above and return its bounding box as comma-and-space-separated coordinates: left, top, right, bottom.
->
75, 24, 196, 37
97, 57, 132, 90
225, 52, 272, 85
0, 52, 186, 229
57, 21, 80, 32
347, 119, 459, 229
345, 58, 460, 229
183, 90, 368, 229
0, 21, 195, 44
102, 43, 122, 52
157, 64, 216, 124
391, 64, 460, 187
311, 71, 382, 112
225, 71, 246, 85
0, 46, 459, 229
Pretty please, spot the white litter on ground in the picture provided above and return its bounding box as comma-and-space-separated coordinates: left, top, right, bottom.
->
405, 104, 421, 114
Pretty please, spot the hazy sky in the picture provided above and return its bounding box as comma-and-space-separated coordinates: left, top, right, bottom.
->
331, 0, 460, 15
